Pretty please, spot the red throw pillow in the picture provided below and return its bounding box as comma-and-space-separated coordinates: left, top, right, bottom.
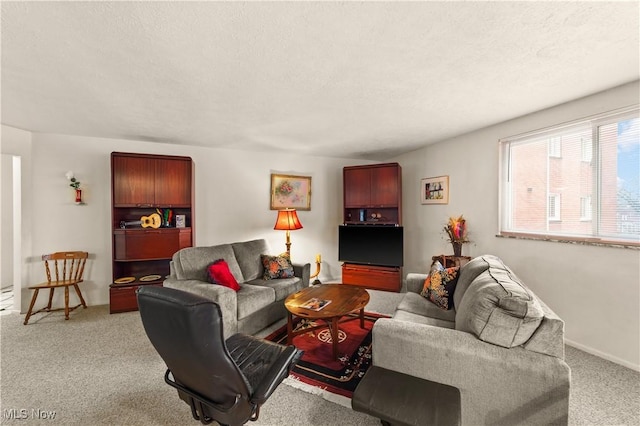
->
206, 259, 240, 292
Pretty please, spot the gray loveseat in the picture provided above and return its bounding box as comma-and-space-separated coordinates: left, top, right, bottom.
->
354, 255, 571, 425
164, 239, 310, 337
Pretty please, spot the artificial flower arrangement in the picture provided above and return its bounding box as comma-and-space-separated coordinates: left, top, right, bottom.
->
444, 215, 470, 256
65, 171, 81, 189
443, 215, 469, 244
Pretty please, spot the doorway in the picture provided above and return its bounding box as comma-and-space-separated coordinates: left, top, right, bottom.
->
1, 154, 22, 314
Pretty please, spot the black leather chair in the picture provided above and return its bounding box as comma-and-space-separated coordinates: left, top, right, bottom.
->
137, 286, 303, 426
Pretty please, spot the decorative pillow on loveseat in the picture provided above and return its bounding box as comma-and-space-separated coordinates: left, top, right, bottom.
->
261, 253, 294, 280
420, 261, 459, 310
206, 259, 241, 291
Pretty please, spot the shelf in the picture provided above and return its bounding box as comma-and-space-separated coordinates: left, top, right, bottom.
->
343, 221, 399, 226
110, 152, 194, 314
113, 258, 172, 262
114, 226, 191, 231
110, 279, 164, 288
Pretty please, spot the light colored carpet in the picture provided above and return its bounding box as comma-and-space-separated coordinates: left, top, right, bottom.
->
1, 289, 638, 425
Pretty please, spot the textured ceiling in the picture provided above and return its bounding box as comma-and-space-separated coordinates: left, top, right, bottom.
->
2, 1, 639, 160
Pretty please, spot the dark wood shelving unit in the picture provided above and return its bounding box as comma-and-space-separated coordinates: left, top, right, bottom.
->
343, 162, 401, 225
342, 163, 403, 292
109, 152, 194, 313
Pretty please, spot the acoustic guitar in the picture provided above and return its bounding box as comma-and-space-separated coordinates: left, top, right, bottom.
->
120, 213, 162, 229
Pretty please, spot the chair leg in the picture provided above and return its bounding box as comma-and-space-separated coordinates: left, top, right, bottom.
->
64, 286, 70, 320
23, 288, 40, 325
73, 283, 87, 308
47, 287, 55, 310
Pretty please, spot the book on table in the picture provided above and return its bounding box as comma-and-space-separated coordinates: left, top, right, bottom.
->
301, 298, 331, 311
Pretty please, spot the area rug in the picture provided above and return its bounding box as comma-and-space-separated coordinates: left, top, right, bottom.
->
265, 312, 386, 399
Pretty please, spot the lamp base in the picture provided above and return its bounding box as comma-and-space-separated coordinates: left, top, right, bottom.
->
284, 230, 291, 256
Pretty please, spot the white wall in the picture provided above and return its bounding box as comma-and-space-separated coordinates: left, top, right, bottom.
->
393, 80, 640, 370
3, 130, 372, 314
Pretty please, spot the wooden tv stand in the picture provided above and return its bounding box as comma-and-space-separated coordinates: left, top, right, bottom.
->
342, 263, 401, 292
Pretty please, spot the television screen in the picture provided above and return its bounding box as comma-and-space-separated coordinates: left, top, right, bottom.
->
338, 225, 403, 267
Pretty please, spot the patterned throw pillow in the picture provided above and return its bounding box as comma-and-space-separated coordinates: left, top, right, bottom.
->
206, 259, 241, 291
261, 253, 295, 280
420, 261, 460, 310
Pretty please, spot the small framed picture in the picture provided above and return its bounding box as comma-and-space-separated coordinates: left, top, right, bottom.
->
421, 175, 449, 204
270, 174, 312, 210
175, 215, 186, 228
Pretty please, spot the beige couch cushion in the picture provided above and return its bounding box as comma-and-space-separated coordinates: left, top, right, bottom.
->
232, 239, 270, 281
455, 256, 544, 348
393, 309, 455, 329
452, 255, 492, 310
245, 277, 302, 301
236, 284, 275, 320
173, 244, 244, 283
397, 292, 456, 323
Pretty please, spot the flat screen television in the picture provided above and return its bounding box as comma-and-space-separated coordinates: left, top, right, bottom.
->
338, 225, 403, 267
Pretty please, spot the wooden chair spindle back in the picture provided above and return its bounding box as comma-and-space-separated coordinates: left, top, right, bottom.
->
42, 251, 88, 284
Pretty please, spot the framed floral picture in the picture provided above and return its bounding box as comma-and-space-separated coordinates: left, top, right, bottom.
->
421, 175, 449, 204
270, 174, 312, 210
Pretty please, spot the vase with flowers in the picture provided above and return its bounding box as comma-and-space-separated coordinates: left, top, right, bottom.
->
65, 171, 82, 204
444, 215, 469, 256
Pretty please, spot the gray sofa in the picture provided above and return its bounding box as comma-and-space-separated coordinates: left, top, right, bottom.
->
354, 255, 571, 425
163, 239, 310, 337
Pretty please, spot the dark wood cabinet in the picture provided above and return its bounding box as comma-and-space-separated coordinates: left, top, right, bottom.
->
112, 155, 156, 206
342, 264, 401, 292
344, 167, 371, 207
370, 165, 399, 206
343, 163, 402, 225
113, 154, 192, 207
109, 152, 194, 313
342, 163, 402, 292
109, 282, 163, 314
114, 228, 192, 260
154, 158, 192, 206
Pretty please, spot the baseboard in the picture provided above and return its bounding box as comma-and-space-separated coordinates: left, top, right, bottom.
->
565, 339, 640, 372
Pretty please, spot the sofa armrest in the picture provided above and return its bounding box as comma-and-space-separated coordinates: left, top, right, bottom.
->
405, 273, 428, 294
163, 277, 239, 337
169, 260, 176, 277
372, 318, 570, 425
292, 262, 311, 287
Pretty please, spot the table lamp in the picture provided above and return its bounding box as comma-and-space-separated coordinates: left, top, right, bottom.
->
274, 209, 303, 256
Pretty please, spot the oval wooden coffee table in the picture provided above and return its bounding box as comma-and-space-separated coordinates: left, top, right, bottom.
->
284, 284, 370, 360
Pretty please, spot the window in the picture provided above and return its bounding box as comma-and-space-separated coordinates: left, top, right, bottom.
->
580, 196, 592, 221
548, 194, 560, 221
548, 137, 562, 158
581, 137, 592, 162
500, 107, 640, 245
